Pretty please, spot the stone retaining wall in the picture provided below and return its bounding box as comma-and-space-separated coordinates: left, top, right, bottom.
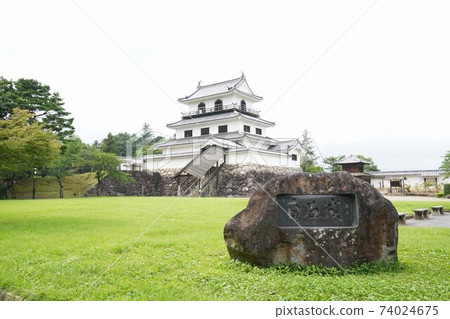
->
84, 165, 301, 197
217, 164, 301, 197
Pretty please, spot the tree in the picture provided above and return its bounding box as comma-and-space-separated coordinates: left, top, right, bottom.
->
140, 122, 153, 141
299, 130, 323, 172
440, 150, 450, 179
98, 124, 164, 158
0, 108, 60, 199
116, 132, 136, 157
47, 136, 87, 198
86, 150, 133, 196
323, 155, 346, 172
135, 123, 164, 157
355, 155, 379, 172
101, 132, 120, 155
0, 77, 75, 142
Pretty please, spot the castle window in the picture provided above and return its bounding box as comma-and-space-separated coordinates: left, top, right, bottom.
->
218, 125, 228, 133
255, 128, 262, 135
243, 125, 250, 133
214, 99, 223, 111
201, 127, 210, 136
198, 102, 205, 114
240, 100, 246, 111
291, 154, 298, 161
184, 130, 193, 138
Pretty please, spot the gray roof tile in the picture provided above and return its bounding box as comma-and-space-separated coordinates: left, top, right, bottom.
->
178, 74, 262, 102
167, 111, 275, 127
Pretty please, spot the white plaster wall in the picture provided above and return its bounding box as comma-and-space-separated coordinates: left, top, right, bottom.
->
226, 149, 299, 168
185, 92, 258, 111
145, 153, 196, 170
145, 148, 300, 170
187, 94, 235, 112
173, 117, 270, 138
371, 175, 450, 189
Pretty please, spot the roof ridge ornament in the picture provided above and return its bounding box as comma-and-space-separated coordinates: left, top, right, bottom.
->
197, 80, 202, 88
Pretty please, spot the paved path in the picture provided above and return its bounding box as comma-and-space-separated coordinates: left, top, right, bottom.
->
402, 213, 450, 228
383, 195, 450, 228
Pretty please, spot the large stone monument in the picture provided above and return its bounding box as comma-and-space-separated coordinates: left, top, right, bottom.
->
224, 172, 398, 267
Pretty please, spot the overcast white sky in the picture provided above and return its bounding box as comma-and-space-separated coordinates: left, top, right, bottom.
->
1, 0, 449, 170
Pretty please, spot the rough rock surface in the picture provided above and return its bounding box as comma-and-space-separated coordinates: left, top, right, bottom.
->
224, 172, 398, 267
217, 164, 300, 197
84, 171, 172, 197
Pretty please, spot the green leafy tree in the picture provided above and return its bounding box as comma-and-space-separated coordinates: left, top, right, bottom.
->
140, 123, 153, 141
116, 132, 136, 157
355, 155, 379, 172
0, 77, 75, 142
0, 108, 60, 199
299, 130, 323, 172
101, 132, 120, 155
47, 136, 87, 198
323, 155, 345, 172
440, 150, 450, 179
135, 123, 164, 157
99, 124, 164, 158
86, 150, 133, 196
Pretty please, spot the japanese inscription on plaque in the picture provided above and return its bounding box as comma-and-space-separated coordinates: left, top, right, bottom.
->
276, 194, 357, 227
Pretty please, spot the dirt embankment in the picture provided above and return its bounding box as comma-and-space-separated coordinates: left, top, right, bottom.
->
0, 290, 23, 301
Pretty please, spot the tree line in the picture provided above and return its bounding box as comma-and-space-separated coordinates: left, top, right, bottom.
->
0, 77, 162, 199
298, 130, 379, 173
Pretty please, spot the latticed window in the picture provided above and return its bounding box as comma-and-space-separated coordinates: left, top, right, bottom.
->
201, 127, 210, 136
198, 102, 205, 113
214, 99, 223, 111
240, 100, 246, 111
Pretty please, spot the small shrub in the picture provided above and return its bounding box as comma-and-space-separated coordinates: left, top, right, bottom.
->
443, 184, 450, 196
0, 186, 6, 199
422, 181, 432, 192
436, 193, 444, 198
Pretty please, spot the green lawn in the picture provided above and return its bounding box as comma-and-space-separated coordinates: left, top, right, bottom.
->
391, 201, 450, 215
0, 197, 449, 301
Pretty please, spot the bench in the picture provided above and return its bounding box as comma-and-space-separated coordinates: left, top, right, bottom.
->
413, 209, 429, 220
431, 206, 444, 216
398, 213, 406, 225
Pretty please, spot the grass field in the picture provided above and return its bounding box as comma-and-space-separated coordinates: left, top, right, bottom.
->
390, 201, 450, 215
0, 197, 449, 301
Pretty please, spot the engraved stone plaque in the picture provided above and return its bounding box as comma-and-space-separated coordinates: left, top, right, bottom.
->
276, 194, 357, 227
224, 172, 398, 267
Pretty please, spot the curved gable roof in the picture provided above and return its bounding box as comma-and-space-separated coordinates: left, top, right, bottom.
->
178, 74, 263, 103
